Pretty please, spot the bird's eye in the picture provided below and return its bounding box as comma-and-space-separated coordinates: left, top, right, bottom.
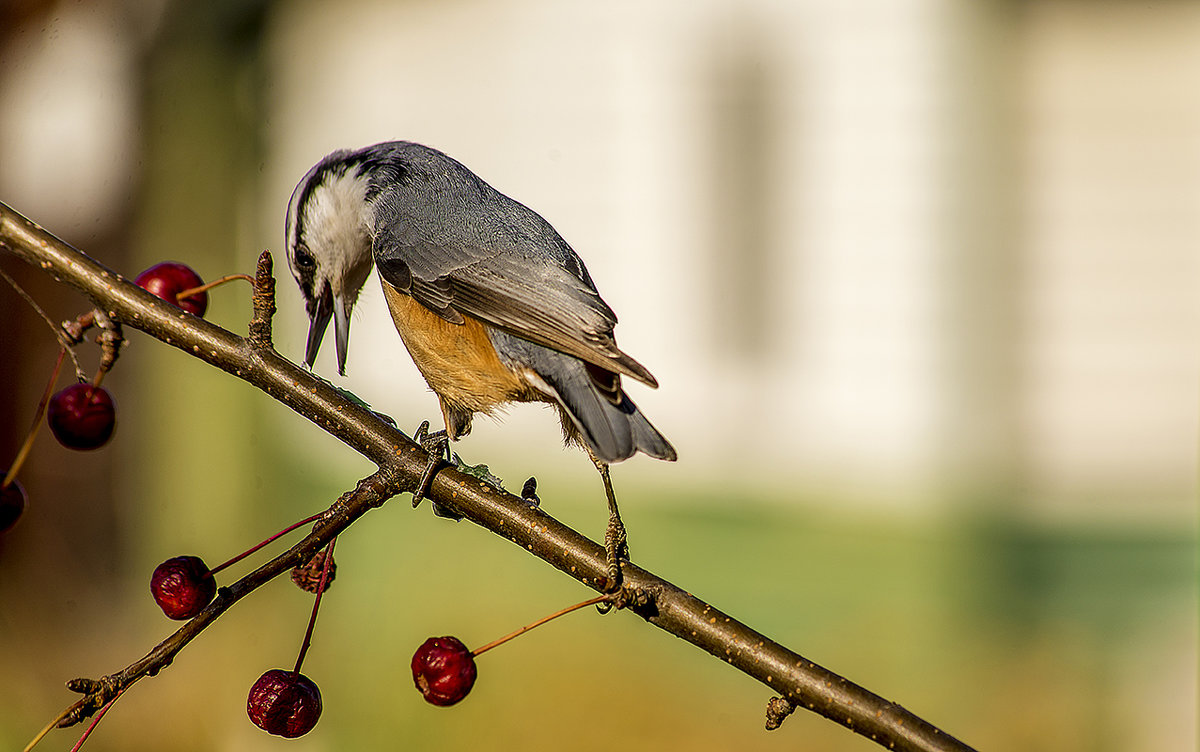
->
293, 246, 316, 270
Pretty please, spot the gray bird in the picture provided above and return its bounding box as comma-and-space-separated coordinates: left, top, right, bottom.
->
285, 141, 675, 592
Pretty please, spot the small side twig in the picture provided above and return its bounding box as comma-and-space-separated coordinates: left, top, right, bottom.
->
0, 264, 86, 380
248, 251, 275, 348
67, 688, 125, 752
61, 310, 95, 346
90, 309, 124, 387
765, 696, 797, 730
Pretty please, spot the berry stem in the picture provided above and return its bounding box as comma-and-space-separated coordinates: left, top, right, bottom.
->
175, 273, 254, 305
208, 512, 325, 576
471, 593, 616, 657
3, 348, 66, 490
67, 687, 124, 752
294, 536, 337, 675
21, 706, 72, 752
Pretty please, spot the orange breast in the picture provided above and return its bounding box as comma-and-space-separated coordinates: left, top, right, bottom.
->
379, 283, 538, 414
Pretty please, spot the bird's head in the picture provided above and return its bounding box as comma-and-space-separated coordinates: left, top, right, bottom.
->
285, 151, 376, 375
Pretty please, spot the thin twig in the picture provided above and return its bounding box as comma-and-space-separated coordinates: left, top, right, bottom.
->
21, 706, 73, 752
3, 348, 65, 489
67, 688, 124, 752
0, 264, 86, 380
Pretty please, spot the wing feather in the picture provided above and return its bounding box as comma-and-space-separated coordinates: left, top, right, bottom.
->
370, 173, 658, 388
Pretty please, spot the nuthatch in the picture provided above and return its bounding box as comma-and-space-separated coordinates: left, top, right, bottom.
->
285, 141, 675, 593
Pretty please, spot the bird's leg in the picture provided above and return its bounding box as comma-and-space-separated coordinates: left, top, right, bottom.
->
590, 454, 630, 609
411, 420, 450, 508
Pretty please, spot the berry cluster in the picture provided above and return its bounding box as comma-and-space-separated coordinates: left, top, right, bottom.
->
2, 261, 222, 535
8, 258, 612, 746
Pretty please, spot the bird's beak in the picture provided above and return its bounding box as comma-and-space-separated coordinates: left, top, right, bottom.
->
333, 295, 350, 377
304, 282, 334, 369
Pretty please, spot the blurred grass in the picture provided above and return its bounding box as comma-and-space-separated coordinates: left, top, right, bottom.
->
1, 464, 1192, 752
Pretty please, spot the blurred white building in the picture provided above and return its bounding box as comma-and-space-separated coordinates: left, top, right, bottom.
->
2, 0, 1197, 520
264, 0, 1199, 520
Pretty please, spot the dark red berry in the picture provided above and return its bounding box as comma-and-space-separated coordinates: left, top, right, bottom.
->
150, 555, 216, 619
47, 383, 116, 450
412, 636, 477, 706
135, 262, 207, 317
0, 476, 27, 534
247, 669, 322, 738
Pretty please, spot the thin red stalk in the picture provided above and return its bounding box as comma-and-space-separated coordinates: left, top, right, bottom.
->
208, 512, 324, 576
293, 536, 337, 675
471, 593, 614, 657
67, 687, 124, 752
3, 347, 66, 489
21, 708, 71, 752
175, 273, 253, 304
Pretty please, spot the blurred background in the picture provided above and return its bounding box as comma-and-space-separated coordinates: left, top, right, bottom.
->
1, 0, 1196, 750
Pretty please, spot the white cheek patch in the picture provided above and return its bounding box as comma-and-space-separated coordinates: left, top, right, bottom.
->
303, 174, 374, 297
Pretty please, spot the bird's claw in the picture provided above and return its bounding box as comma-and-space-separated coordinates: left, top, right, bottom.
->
411, 421, 450, 510
596, 511, 630, 614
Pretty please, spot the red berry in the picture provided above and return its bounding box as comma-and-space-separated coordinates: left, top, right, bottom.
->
135, 262, 207, 317
0, 476, 27, 534
47, 383, 116, 450
150, 555, 216, 619
247, 669, 322, 738
411, 636, 477, 706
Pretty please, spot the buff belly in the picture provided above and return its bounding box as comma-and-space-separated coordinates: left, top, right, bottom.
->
379, 282, 547, 437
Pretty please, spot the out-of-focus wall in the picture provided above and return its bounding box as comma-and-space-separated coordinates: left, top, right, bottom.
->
4, 0, 1195, 518
259, 0, 1198, 521
1019, 2, 1200, 521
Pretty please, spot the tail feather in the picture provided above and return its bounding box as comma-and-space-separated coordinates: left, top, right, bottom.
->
491, 330, 675, 463
532, 355, 674, 464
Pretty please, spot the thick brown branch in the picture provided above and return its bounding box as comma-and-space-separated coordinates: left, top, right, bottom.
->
0, 201, 977, 752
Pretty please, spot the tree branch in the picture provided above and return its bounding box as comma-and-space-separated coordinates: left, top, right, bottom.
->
51, 471, 398, 732
0, 201, 977, 752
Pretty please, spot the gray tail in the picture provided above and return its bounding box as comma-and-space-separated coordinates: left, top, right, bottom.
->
537, 356, 676, 464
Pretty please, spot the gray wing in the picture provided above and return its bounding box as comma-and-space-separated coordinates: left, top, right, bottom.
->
369, 177, 658, 388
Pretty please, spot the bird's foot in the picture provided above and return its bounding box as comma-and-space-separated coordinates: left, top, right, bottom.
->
596, 488, 637, 613
410, 422, 510, 520
411, 421, 452, 515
